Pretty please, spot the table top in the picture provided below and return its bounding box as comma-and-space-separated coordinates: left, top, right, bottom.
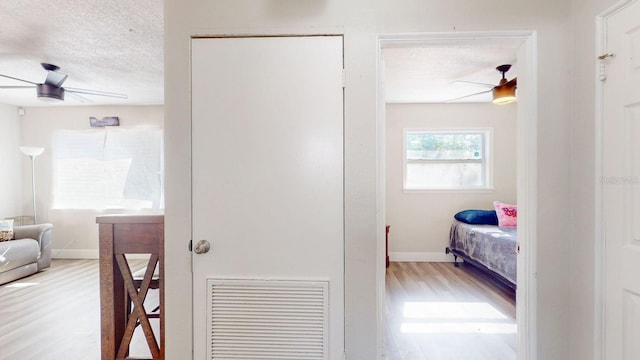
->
96, 214, 164, 224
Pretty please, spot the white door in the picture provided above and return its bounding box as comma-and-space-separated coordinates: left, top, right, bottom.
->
191, 36, 344, 360
602, 1, 640, 358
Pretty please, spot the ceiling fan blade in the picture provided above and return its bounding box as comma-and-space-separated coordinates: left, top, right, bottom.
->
65, 90, 92, 103
445, 88, 493, 103
0, 73, 38, 85
65, 87, 128, 99
44, 71, 68, 87
450, 80, 495, 88
0, 85, 36, 89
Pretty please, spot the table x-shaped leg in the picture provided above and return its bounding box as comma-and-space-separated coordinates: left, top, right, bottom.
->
115, 254, 161, 359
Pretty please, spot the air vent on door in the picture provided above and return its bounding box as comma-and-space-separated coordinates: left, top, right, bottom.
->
208, 279, 329, 360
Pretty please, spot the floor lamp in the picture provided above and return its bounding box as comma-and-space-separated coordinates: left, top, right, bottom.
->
20, 146, 45, 224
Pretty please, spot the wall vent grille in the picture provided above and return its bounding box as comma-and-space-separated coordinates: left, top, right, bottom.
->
208, 279, 329, 360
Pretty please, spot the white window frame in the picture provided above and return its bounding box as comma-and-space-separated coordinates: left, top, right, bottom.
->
403, 128, 494, 192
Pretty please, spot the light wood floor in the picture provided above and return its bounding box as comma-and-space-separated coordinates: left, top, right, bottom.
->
1, 259, 514, 359
0, 259, 154, 360
385, 262, 516, 360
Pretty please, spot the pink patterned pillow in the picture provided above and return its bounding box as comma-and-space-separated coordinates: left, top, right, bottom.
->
493, 201, 517, 228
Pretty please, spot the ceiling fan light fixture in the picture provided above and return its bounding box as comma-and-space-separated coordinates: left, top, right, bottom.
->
492, 84, 516, 105
2, 63, 128, 103
36, 83, 64, 101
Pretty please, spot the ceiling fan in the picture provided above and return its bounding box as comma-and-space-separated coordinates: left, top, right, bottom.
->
448, 64, 517, 105
0, 63, 128, 102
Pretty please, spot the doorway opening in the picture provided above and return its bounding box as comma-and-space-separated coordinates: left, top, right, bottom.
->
376, 31, 538, 360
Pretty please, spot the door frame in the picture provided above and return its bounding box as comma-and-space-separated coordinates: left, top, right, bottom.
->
376, 30, 538, 360
595, 1, 639, 358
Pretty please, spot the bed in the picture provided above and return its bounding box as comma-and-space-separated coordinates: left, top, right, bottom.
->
446, 219, 517, 292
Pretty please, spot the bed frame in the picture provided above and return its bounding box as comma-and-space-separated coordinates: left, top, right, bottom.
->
445, 246, 517, 294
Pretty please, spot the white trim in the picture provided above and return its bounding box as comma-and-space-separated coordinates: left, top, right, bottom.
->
595, 2, 637, 359
389, 252, 455, 262
377, 30, 537, 360
595, 10, 607, 360
52, 249, 98, 259
376, 45, 387, 360
515, 31, 538, 360
403, 188, 496, 194
378, 30, 535, 44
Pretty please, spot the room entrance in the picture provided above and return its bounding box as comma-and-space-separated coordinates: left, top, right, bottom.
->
377, 31, 538, 359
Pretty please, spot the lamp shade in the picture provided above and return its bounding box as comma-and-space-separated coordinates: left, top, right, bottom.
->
492, 83, 517, 105
20, 146, 45, 157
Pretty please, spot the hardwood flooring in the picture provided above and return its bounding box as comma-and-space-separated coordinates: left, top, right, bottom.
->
1, 259, 513, 359
0, 259, 154, 360
384, 262, 516, 360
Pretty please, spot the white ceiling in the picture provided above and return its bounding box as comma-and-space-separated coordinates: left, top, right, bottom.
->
0, 1, 521, 107
382, 38, 523, 103
0, 0, 163, 107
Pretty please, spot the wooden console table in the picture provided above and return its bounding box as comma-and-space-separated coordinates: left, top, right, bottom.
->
97, 215, 164, 360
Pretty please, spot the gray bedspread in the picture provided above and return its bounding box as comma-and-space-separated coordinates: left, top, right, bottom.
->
449, 220, 517, 285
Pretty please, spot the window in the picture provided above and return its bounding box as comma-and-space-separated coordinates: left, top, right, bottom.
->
52, 128, 163, 210
404, 129, 492, 190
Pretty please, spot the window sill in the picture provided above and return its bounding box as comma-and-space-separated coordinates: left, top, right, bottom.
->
403, 187, 496, 194
48, 208, 164, 215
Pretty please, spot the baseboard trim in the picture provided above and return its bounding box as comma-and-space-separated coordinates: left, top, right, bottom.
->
54, 249, 454, 262
52, 249, 150, 260
52, 249, 98, 259
389, 252, 455, 262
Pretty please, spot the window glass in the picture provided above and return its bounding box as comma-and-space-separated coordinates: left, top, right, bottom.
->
404, 130, 490, 190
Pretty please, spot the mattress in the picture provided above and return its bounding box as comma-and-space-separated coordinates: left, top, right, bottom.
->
448, 220, 517, 285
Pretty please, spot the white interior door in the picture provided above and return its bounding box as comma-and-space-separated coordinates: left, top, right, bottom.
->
191, 36, 344, 360
602, 1, 640, 359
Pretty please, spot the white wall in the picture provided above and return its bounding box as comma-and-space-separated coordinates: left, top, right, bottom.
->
386, 103, 517, 260
0, 104, 22, 219
20, 105, 163, 258
164, 0, 573, 359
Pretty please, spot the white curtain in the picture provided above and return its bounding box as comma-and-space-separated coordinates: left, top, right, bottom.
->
52, 127, 163, 210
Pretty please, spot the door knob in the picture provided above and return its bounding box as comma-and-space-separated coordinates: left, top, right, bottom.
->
194, 240, 210, 254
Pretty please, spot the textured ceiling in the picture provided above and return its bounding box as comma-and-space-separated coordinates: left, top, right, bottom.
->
382, 38, 523, 103
0, 0, 163, 107
0, 1, 521, 107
